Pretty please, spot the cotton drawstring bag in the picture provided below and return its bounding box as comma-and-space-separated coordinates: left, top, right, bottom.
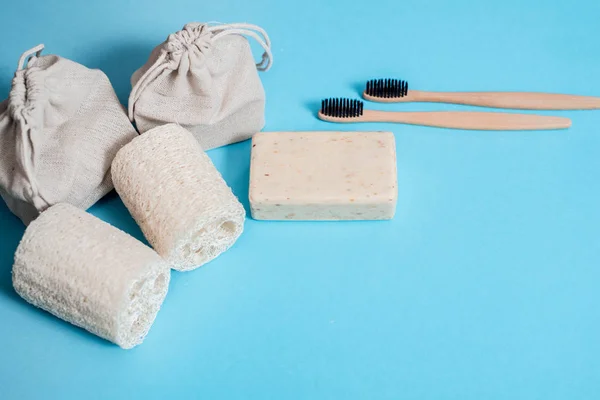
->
128, 22, 272, 150
0, 44, 138, 225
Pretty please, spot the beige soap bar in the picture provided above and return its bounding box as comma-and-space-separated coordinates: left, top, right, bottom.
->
249, 131, 398, 220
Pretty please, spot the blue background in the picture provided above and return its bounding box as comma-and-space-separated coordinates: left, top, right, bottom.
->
1, 0, 599, 398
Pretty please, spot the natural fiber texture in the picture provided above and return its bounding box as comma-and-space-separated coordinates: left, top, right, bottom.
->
128, 22, 272, 150
111, 123, 245, 271
0, 44, 138, 225
12, 203, 170, 350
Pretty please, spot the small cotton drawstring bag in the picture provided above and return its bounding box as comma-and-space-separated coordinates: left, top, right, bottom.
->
0, 45, 138, 225
128, 22, 272, 150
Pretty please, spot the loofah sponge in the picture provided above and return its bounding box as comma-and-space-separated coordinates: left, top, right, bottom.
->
111, 123, 245, 271
12, 203, 171, 349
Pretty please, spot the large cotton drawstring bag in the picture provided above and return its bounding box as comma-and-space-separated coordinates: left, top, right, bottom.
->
0, 45, 138, 225
128, 22, 272, 150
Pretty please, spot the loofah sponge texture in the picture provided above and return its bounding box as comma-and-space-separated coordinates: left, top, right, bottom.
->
111, 123, 245, 271
12, 203, 171, 349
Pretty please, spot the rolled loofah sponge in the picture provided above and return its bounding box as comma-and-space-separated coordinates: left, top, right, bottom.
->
111, 123, 245, 271
12, 203, 171, 349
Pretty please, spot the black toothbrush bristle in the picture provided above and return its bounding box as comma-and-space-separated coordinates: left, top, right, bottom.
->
320, 98, 364, 118
365, 78, 409, 98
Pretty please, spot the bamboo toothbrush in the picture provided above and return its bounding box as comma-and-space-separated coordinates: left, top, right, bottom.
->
318, 98, 571, 130
362, 79, 600, 110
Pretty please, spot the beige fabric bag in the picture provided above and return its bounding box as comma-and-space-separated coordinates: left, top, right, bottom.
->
0, 45, 138, 225
128, 22, 272, 150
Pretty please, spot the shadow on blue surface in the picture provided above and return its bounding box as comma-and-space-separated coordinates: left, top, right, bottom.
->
0, 203, 24, 303
0, 66, 11, 100
214, 140, 253, 215
88, 190, 149, 245
351, 81, 365, 97
304, 100, 320, 118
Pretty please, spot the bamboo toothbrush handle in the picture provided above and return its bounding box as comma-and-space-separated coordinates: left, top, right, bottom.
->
374, 90, 600, 110
363, 110, 571, 130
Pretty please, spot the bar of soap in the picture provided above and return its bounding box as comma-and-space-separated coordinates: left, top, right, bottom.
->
249, 131, 398, 220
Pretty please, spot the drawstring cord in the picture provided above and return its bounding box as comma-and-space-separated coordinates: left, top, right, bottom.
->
208, 22, 272, 71
12, 44, 51, 211
127, 22, 272, 122
17, 44, 44, 71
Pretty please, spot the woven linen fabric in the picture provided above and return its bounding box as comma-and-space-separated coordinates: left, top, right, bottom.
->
12, 203, 171, 350
0, 44, 138, 225
111, 123, 246, 271
128, 22, 272, 150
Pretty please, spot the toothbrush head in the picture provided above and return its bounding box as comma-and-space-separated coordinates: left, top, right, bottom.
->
319, 98, 364, 119
365, 79, 408, 98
